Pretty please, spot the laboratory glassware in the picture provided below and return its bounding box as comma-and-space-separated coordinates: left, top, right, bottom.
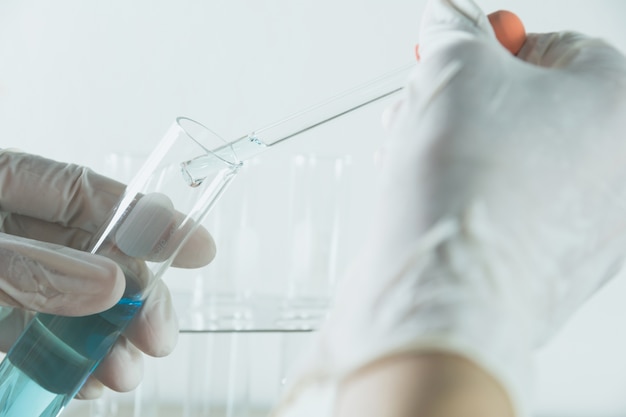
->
0, 117, 248, 417
280, 154, 351, 327
180, 63, 414, 181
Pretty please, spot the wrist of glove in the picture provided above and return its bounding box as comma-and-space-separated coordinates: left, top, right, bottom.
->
273, 0, 626, 416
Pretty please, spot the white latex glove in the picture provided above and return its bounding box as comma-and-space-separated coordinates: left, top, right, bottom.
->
271, 1, 626, 416
0, 150, 216, 397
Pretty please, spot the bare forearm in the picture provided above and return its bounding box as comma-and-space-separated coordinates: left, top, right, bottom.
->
336, 353, 514, 417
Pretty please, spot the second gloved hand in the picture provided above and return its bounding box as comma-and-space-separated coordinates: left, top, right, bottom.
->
272, 0, 626, 416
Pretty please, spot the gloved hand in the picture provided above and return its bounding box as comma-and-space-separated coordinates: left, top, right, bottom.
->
0, 150, 216, 398
272, 0, 626, 416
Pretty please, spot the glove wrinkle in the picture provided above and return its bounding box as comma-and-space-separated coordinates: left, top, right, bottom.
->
61, 165, 93, 229
0, 152, 124, 232
0, 246, 61, 312
124, 281, 178, 358
1, 213, 94, 251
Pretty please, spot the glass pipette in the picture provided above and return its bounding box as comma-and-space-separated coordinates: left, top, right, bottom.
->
181, 63, 415, 185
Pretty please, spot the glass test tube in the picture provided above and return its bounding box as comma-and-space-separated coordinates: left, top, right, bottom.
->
0, 117, 257, 417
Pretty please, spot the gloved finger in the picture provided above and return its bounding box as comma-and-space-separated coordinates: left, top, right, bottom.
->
378, 87, 412, 165
418, 0, 496, 62
0, 151, 125, 234
517, 32, 626, 75
123, 279, 178, 358
112, 194, 215, 268
172, 223, 215, 267
1, 213, 96, 252
2, 202, 216, 269
381, 99, 406, 131
0, 234, 125, 316
90, 335, 144, 393
414, 10, 526, 61
75, 377, 105, 400
389, 1, 522, 139
77, 275, 174, 396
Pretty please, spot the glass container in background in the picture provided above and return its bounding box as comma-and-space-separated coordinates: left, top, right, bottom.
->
279, 154, 351, 328
177, 152, 352, 331
64, 330, 315, 417
179, 158, 266, 330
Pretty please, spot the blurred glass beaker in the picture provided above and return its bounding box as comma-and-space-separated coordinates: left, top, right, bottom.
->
177, 159, 268, 331
102, 152, 148, 183
279, 153, 351, 328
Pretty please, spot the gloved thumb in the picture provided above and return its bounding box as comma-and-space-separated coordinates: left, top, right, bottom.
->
418, 0, 496, 61
517, 31, 626, 76
0, 234, 125, 316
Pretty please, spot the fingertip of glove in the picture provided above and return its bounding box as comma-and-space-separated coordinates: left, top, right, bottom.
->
172, 226, 216, 268
50, 254, 125, 316
421, 0, 491, 36
94, 338, 144, 393
125, 281, 179, 357
90, 255, 126, 308
74, 377, 105, 400
416, 10, 525, 61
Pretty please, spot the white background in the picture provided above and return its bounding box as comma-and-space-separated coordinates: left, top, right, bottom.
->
1, 1, 626, 416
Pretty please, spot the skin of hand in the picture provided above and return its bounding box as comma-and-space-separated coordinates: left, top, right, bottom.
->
0, 150, 216, 398
336, 353, 514, 417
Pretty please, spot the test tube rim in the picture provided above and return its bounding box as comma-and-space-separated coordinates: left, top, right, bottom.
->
176, 116, 241, 167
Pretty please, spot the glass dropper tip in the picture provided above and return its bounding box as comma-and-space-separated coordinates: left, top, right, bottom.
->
180, 134, 268, 187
